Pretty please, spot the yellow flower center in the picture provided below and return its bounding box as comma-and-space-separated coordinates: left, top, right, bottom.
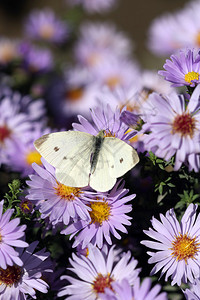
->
103, 130, 115, 137
196, 32, 200, 47
89, 201, 110, 225
20, 199, 33, 213
184, 71, 199, 84
106, 76, 121, 89
0, 265, 22, 286
54, 182, 81, 200
65, 87, 84, 102
170, 233, 200, 262
0, 44, 17, 63
93, 273, 114, 294
26, 150, 42, 165
172, 113, 196, 137
39, 24, 55, 40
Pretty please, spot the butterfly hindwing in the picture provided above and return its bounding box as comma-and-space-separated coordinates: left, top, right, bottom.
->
101, 137, 139, 178
89, 142, 116, 192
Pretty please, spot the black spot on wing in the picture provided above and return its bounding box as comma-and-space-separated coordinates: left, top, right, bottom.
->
120, 158, 123, 163
111, 165, 114, 168
54, 147, 60, 152
63, 156, 67, 160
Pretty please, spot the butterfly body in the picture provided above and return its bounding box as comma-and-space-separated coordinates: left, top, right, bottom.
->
34, 130, 139, 192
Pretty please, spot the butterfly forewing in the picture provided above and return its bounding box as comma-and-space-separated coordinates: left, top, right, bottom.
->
34, 131, 94, 187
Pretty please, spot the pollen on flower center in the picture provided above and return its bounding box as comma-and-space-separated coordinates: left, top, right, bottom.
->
170, 233, 200, 262
196, 32, 200, 47
89, 201, 111, 225
20, 199, 33, 214
93, 273, 114, 294
40, 24, 55, 39
106, 76, 121, 89
66, 87, 84, 102
172, 113, 196, 137
54, 183, 81, 200
0, 125, 11, 143
0, 265, 22, 286
26, 150, 42, 165
184, 71, 199, 84
103, 130, 115, 137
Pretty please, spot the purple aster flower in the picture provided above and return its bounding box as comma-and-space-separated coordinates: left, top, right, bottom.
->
63, 66, 102, 118
0, 85, 46, 122
91, 56, 140, 90
183, 278, 200, 300
74, 22, 133, 67
142, 85, 200, 171
24, 8, 69, 43
147, 12, 184, 56
99, 277, 168, 300
23, 45, 53, 73
0, 200, 28, 269
26, 158, 94, 225
73, 103, 136, 141
0, 87, 46, 166
61, 180, 135, 249
159, 49, 200, 87
0, 241, 51, 299
58, 244, 140, 299
141, 203, 200, 286
19, 198, 34, 214
0, 93, 32, 166
8, 124, 51, 177
148, 1, 200, 56
67, 0, 118, 14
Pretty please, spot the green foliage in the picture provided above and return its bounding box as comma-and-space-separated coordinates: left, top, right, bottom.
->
3, 179, 21, 210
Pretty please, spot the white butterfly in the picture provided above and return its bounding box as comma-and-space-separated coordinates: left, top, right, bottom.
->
34, 130, 139, 192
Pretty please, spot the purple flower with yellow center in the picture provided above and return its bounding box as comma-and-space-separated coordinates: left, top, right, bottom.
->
24, 8, 69, 43
74, 22, 132, 67
91, 56, 140, 90
0, 200, 28, 270
63, 66, 102, 118
61, 181, 135, 249
158, 49, 200, 87
142, 85, 200, 171
141, 203, 200, 286
73, 103, 135, 141
99, 277, 168, 300
26, 158, 94, 225
0, 87, 45, 166
8, 125, 51, 177
0, 94, 32, 166
19, 198, 34, 214
58, 244, 140, 299
0, 241, 50, 299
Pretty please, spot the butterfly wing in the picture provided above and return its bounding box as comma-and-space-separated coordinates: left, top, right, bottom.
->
89, 144, 116, 192
104, 137, 139, 178
89, 137, 139, 192
34, 131, 94, 187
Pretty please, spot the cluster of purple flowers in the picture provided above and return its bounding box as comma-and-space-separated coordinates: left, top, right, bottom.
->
2, 0, 200, 299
